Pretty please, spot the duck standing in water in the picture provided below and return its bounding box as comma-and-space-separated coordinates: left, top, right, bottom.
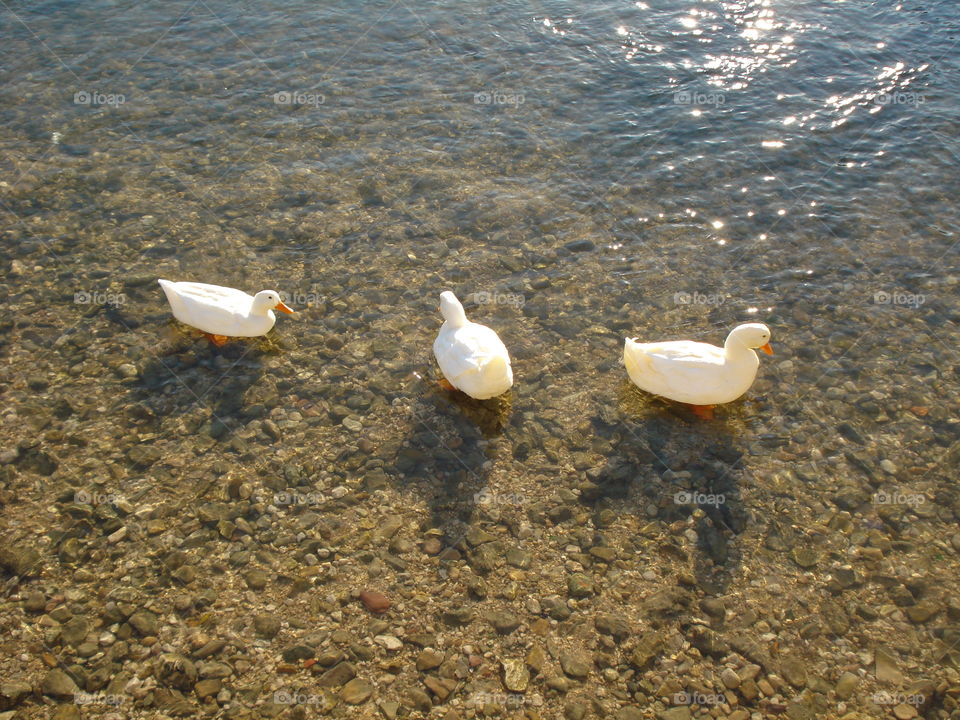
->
158, 279, 295, 346
433, 291, 513, 399
623, 323, 773, 418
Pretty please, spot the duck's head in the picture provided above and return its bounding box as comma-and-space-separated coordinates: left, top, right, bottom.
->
728, 323, 773, 355
439, 291, 468, 327
253, 290, 295, 315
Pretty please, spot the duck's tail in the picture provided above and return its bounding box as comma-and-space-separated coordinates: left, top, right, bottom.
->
623, 338, 645, 382
157, 279, 184, 316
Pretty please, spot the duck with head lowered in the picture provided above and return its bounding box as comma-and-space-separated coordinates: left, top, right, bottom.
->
158, 279, 295, 346
623, 322, 773, 418
433, 291, 513, 400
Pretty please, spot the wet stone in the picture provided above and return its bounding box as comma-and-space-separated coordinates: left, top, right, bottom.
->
595, 613, 631, 639
341, 678, 373, 704
564, 239, 595, 252
424, 676, 456, 701
559, 650, 591, 678
244, 569, 269, 590
542, 595, 571, 621
42, 669, 79, 698
506, 547, 532, 568
128, 608, 158, 636
317, 662, 357, 687
487, 610, 521, 634
657, 708, 691, 720
51, 706, 81, 720
721, 667, 741, 689
1, 681, 33, 708
416, 649, 444, 671
441, 606, 474, 626
253, 615, 281, 639
406, 688, 432, 712
780, 655, 807, 687
127, 445, 161, 467
875, 647, 904, 684
23, 591, 46, 612
60, 616, 89, 647
835, 671, 858, 699
281, 644, 315, 662
502, 658, 529, 692
359, 590, 391, 614
790, 547, 821, 569
567, 573, 594, 598
195, 678, 221, 698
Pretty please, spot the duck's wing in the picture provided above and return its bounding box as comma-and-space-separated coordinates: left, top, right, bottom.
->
168, 282, 253, 313
436, 323, 507, 379
631, 340, 727, 393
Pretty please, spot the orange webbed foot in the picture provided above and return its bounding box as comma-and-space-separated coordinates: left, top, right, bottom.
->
690, 404, 715, 420
438, 378, 456, 392
203, 333, 230, 347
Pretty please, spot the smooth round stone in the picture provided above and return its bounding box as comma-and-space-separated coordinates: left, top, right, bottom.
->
374, 635, 402, 651
340, 678, 373, 704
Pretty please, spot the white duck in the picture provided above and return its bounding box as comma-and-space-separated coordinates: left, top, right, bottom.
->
624, 323, 772, 416
158, 279, 294, 346
433, 291, 513, 399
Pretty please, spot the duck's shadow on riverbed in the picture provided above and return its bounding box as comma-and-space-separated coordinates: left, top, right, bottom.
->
584, 383, 752, 594
129, 321, 287, 437
390, 367, 514, 552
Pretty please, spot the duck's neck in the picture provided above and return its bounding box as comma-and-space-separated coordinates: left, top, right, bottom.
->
445, 311, 468, 329
723, 340, 755, 364
442, 303, 468, 328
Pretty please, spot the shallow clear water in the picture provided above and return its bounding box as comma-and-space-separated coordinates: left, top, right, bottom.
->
3, 0, 956, 473
1, 0, 958, 713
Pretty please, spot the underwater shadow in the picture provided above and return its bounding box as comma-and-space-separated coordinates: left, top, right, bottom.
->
389, 366, 514, 561
583, 381, 751, 595
126, 320, 282, 441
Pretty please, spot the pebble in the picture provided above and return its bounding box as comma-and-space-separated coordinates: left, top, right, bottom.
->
875, 646, 904, 684
116, 363, 138, 379
127, 609, 158, 636
244, 569, 269, 590
720, 667, 741, 689
502, 658, 530, 692
41, 669, 79, 698
893, 704, 918, 719
780, 655, 807, 687
835, 671, 858, 699
253, 615, 281, 639
341, 678, 374, 704
416, 648, 444, 671
317, 661, 357, 687
360, 590, 391, 614
559, 649, 591, 678
567, 573, 594, 598
487, 610, 521, 634
374, 635, 402, 651
657, 708, 691, 720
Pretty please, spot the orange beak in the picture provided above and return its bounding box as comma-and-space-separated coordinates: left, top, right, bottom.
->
760, 342, 773, 356
276, 301, 295, 314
